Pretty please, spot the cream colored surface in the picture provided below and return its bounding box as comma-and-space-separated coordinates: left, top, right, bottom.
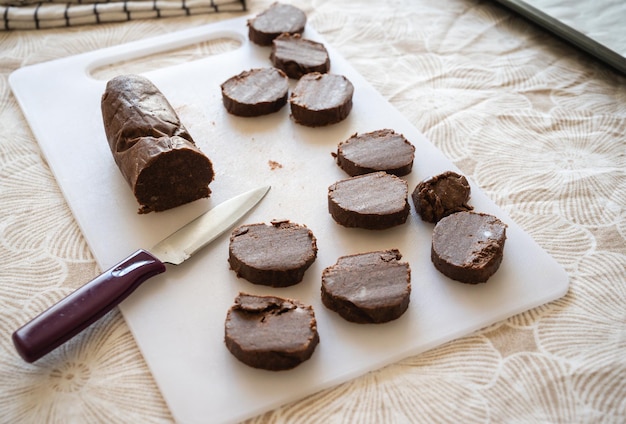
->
0, 0, 624, 423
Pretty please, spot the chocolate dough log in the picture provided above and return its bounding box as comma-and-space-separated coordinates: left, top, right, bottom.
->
225, 293, 319, 370
431, 211, 507, 284
101, 74, 214, 214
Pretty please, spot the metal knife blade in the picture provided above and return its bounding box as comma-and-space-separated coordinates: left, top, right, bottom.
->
151, 185, 270, 265
12, 185, 270, 363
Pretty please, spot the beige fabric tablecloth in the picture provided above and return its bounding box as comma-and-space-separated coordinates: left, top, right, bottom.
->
1, 0, 624, 422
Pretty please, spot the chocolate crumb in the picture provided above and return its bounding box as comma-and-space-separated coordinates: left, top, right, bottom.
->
268, 160, 283, 170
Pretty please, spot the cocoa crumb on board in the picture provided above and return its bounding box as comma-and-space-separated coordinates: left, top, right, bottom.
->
268, 160, 283, 170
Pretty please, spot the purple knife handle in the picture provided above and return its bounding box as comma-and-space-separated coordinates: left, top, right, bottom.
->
12, 249, 166, 363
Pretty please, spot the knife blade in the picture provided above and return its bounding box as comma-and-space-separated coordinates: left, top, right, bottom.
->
12, 185, 270, 363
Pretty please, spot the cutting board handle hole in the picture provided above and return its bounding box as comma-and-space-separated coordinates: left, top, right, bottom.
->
88, 36, 243, 81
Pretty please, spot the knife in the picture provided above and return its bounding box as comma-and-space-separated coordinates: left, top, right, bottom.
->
12, 185, 271, 363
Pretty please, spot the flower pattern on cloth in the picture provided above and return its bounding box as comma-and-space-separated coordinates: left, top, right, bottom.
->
0, 307, 172, 422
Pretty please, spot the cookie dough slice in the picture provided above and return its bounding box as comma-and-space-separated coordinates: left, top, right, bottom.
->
228, 220, 317, 287
270, 33, 330, 79
328, 171, 409, 229
247, 2, 307, 46
322, 250, 411, 323
412, 171, 473, 223
334, 129, 415, 176
431, 211, 507, 284
220, 67, 289, 117
225, 293, 320, 370
290, 72, 354, 127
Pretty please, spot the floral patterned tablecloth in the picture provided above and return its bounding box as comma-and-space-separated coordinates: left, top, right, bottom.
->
1, 0, 624, 422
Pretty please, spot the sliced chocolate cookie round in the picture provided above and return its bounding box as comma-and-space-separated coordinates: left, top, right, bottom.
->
270, 33, 330, 79
228, 220, 317, 287
412, 171, 473, 223
328, 171, 409, 229
247, 3, 307, 46
225, 293, 319, 370
335, 129, 415, 176
220, 67, 289, 117
431, 211, 507, 284
321, 249, 411, 323
290, 72, 354, 127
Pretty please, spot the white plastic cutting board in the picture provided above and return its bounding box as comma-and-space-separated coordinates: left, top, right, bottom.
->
10, 16, 568, 424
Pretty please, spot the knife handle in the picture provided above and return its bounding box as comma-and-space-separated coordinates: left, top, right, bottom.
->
12, 249, 166, 363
